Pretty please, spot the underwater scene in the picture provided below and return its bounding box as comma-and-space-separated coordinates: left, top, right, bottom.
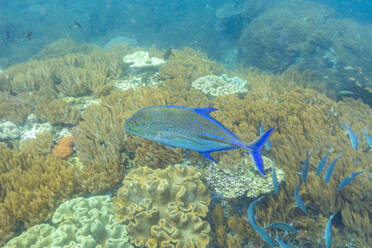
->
0, 0, 372, 247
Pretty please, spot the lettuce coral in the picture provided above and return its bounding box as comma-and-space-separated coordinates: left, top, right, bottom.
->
113, 164, 211, 248
4, 195, 133, 248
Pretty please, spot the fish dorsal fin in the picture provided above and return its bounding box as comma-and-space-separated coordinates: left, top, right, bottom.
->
193, 107, 243, 142
194, 107, 218, 116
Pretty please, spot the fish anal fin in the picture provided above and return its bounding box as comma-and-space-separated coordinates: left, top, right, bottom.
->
199, 151, 216, 162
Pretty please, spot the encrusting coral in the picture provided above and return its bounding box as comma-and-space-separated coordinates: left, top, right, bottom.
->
113, 164, 211, 248
52, 136, 74, 160
4, 195, 133, 248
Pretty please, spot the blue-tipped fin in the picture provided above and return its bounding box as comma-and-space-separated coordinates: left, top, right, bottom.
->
199, 151, 217, 162
245, 128, 274, 175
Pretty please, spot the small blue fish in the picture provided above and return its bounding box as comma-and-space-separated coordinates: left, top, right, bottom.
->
264, 222, 298, 235
294, 181, 306, 213
324, 153, 342, 184
247, 196, 276, 246
363, 128, 372, 150
125, 106, 274, 175
260, 120, 272, 150
343, 121, 358, 150
337, 170, 364, 190
272, 163, 279, 195
315, 150, 330, 176
299, 150, 312, 183
324, 214, 335, 248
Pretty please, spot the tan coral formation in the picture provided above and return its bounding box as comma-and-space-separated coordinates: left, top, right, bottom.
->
113, 164, 211, 248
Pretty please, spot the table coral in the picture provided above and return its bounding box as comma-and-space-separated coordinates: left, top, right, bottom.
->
52, 136, 74, 160
113, 164, 211, 248
4, 195, 133, 248
123, 51, 165, 69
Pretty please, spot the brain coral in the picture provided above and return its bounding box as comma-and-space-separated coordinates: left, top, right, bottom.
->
5, 195, 133, 248
113, 164, 211, 248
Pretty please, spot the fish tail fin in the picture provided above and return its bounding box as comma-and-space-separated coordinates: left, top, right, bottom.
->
244, 128, 274, 175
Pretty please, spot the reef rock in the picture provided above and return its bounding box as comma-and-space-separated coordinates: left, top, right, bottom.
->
113, 164, 211, 248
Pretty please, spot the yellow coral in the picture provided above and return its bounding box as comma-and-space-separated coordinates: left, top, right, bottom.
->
113, 164, 211, 248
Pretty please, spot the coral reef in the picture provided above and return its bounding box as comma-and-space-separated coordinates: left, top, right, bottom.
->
0, 121, 20, 140
207, 75, 372, 246
52, 136, 74, 160
191, 74, 248, 97
238, 0, 372, 101
113, 164, 211, 248
0, 145, 80, 245
4, 195, 133, 248
123, 51, 165, 69
34, 99, 81, 125
202, 156, 284, 199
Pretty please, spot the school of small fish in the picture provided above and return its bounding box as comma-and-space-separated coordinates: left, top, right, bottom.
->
125, 106, 369, 247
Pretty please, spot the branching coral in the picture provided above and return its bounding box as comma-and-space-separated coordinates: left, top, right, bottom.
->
113, 164, 211, 248
0, 145, 80, 245
208, 78, 372, 246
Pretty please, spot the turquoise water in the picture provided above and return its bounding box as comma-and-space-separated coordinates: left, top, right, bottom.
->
0, 0, 371, 247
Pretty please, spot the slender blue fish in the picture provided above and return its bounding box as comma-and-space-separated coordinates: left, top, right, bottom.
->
294, 181, 306, 213
125, 106, 274, 175
363, 128, 372, 150
247, 196, 276, 246
272, 162, 279, 195
324, 214, 335, 248
264, 222, 299, 235
343, 121, 358, 150
324, 153, 342, 184
337, 171, 364, 190
299, 150, 312, 183
260, 120, 272, 150
315, 150, 330, 176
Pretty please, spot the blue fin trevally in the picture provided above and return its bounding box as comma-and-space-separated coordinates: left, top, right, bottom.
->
324, 214, 335, 248
247, 196, 276, 246
343, 121, 358, 150
294, 180, 306, 213
337, 170, 364, 190
324, 153, 343, 184
363, 128, 372, 150
125, 105, 274, 175
260, 120, 272, 150
315, 150, 330, 176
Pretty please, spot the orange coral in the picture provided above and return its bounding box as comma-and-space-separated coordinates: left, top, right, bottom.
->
52, 136, 74, 159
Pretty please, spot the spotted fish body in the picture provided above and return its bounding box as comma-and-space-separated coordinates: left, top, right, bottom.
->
125, 105, 273, 175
